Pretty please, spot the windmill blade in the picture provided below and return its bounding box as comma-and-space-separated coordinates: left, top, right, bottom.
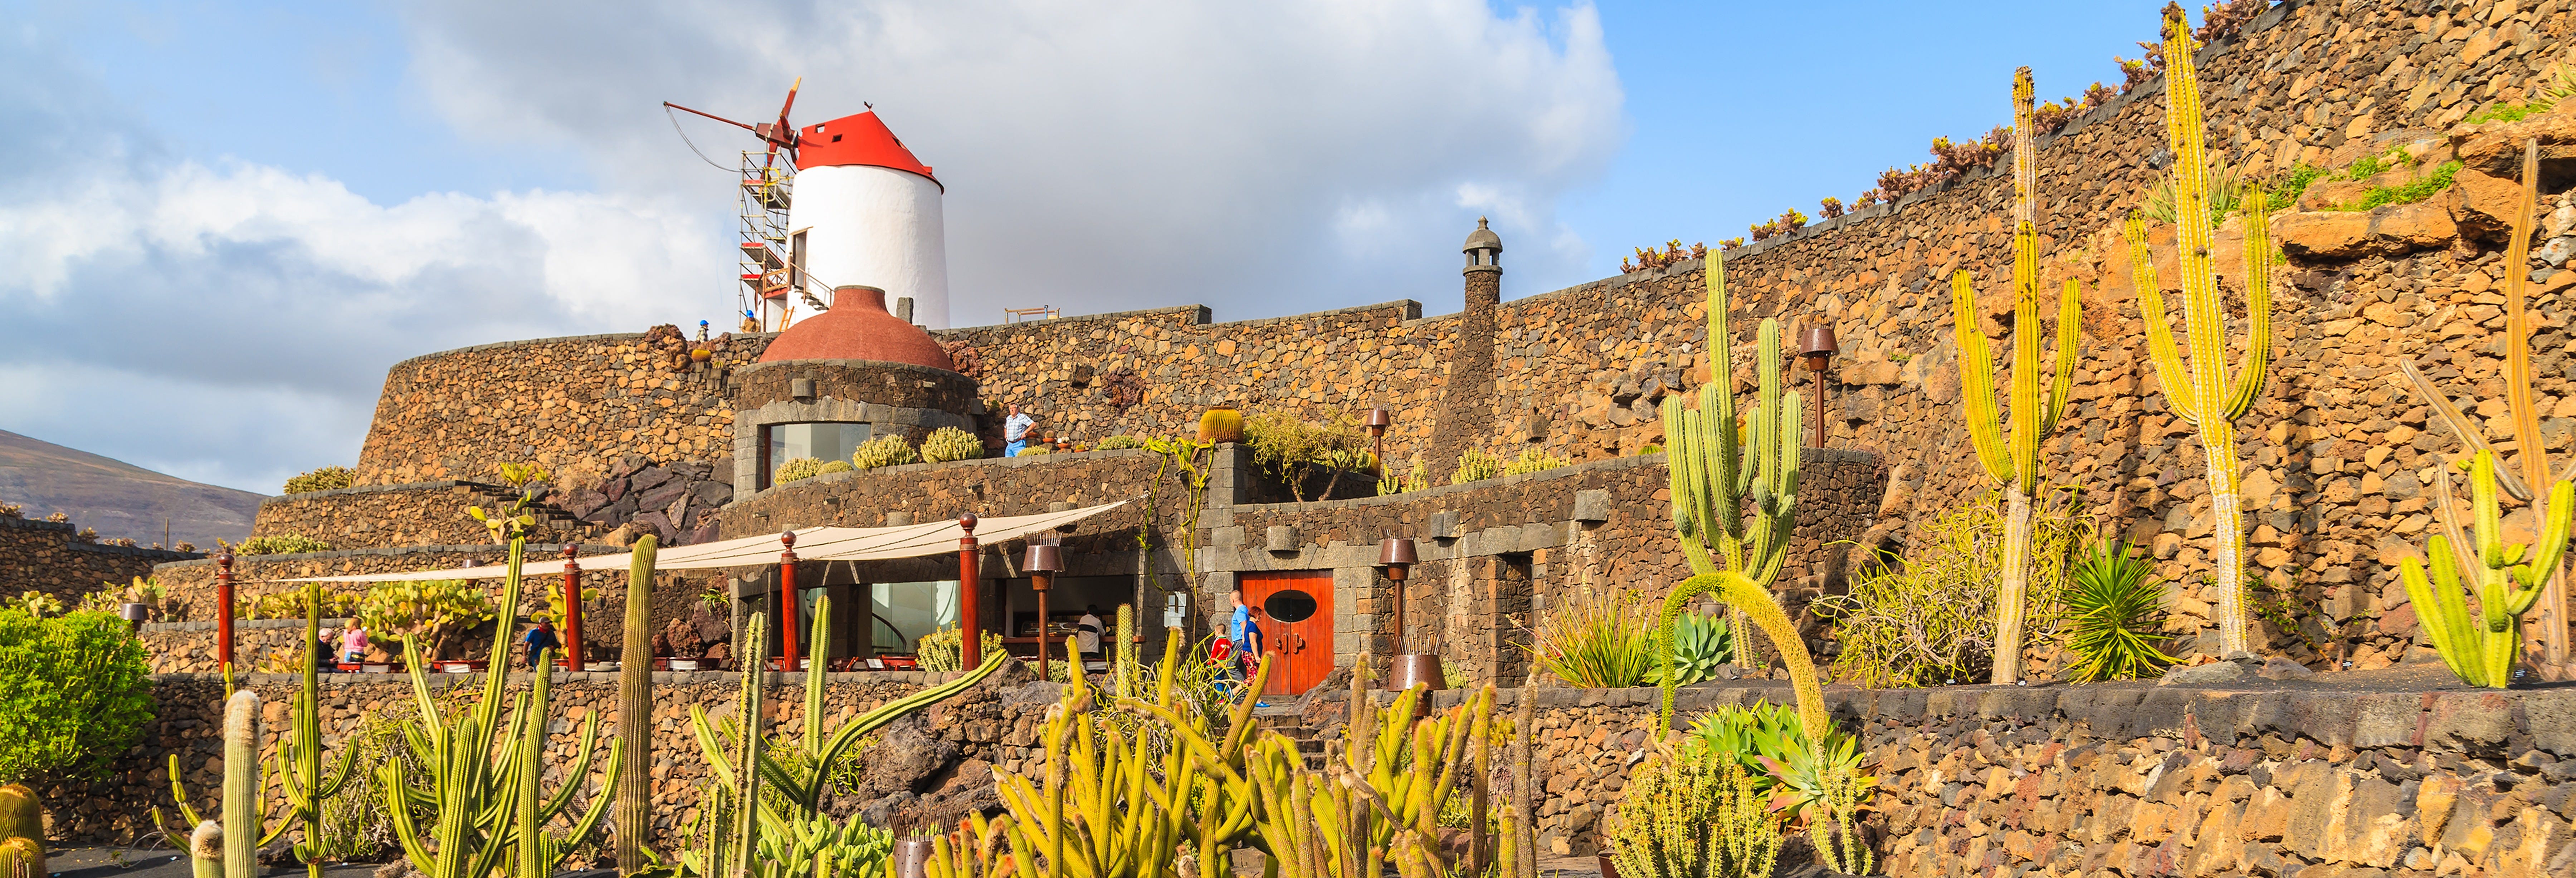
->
764, 77, 802, 169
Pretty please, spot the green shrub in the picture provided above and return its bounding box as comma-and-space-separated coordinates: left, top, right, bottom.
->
2341, 160, 2460, 211
849, 434, 919, 470
916, 625, 1006, 672
281, 465, 355, 494
1013, 445, 1053, 457
1096, 435, 1146, 451
314, 704, 427, 860
919, 427, 984, 463
353, 579, 495, 661
1812, 489, 2087, 687
235, 533, 333, 555
1376, 453, 1429, 496
1243, 410, 1373, 501
2062, 536, 2179, 682
1448, 448, 1503, 485
774, 457, 831, 483
1525, 583, 1657, 688
243, 589, 362, 620
1501, 447, 1569, 476
0, 609, 156, 784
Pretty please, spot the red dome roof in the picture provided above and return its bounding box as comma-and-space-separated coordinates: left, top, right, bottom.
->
757, 286, 956, 370
794, 111, 939, 188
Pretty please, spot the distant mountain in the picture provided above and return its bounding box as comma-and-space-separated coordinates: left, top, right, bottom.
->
0, 429, 266, 549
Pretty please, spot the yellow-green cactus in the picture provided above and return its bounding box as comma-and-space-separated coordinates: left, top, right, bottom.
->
2125, 9, 2275, 657
2399, 451, 2573, 687
1952, 67, 2082, 683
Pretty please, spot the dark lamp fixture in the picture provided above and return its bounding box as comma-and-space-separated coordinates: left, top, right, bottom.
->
1022, 542, 1063, 590
1799, 325, 1839, 367
1378, 536, 1418, 581
1364, 408, 1391, 437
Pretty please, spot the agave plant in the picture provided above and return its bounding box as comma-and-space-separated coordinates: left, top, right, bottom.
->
2061, 537, 2179, 682
1643, 612, 1732, 687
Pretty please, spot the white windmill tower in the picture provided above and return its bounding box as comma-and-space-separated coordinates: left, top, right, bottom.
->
666, 84, 952, 330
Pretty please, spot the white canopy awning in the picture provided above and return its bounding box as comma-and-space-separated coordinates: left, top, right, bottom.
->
272, 501, 1129, 583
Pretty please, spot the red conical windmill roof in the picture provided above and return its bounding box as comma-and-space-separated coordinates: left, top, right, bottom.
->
794, 111, 940, 188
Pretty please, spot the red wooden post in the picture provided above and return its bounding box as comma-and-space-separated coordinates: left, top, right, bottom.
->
779, 530, 800, 672
215, 551, 236, 673
561, 544, 584, 672
957, 514, 981, 670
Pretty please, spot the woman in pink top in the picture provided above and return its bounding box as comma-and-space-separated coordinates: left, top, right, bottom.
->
341, 624, 369, 664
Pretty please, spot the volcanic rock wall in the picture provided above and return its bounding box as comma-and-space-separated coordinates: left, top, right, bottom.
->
0, 512, 199, 604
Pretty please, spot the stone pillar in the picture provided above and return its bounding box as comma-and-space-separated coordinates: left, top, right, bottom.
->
1432, 218, 1504, 472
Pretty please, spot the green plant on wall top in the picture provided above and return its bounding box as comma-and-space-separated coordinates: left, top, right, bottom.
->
919, 426, 984, 463
281, 466, 355, 495
1643, 611, 1731, 687
850, 432, 922, 469
1952, 66, 2083, 685
2126, 7, 2275, 658
235, 534, 334, 556
1501, 447, 1568, 477
1243, 410, 1374, 501
354, 579, 495, 661
2061, 536, 2179, 682
1449, 447, 1503, 485
1525, 583, 1658, 688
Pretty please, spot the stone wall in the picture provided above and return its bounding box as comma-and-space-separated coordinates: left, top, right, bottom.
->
1487, 676, 2576, 877
352, 331, 772, 488
138, 618, 357, 673
38, 670, 2575, 878
250, 481, 595, 550
0, 513, 200, 605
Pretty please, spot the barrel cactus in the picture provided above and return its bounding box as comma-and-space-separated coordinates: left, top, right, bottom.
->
919, 427, 984, 463
1196, 406, 1244, 443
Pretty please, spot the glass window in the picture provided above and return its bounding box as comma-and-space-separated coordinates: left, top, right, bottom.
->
766, 422, 872, 487
871, 580, 959, 656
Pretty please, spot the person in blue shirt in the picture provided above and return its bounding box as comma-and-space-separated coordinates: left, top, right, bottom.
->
1004, 403, 1037, 456
522, 618, 561, 668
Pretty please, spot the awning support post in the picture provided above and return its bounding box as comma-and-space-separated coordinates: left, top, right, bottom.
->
958, 514, 981, 670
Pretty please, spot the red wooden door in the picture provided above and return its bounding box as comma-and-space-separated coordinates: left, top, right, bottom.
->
1239, 570, 1334, 696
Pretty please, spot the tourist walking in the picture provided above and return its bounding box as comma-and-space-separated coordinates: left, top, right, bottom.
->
341, 623, 369, 664
523, 618, 561, 668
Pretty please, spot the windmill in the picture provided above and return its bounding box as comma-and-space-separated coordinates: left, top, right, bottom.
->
665, 80, 823, 330
665, 81, 952, 333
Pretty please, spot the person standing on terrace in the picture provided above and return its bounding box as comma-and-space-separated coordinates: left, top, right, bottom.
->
1004, 403, 1037, 457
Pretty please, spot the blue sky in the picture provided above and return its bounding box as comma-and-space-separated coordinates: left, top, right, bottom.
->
0, 0, 2193, 495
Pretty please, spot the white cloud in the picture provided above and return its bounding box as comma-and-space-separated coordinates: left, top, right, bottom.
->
0, 0, 1623, 495
397, 0, 1625, 321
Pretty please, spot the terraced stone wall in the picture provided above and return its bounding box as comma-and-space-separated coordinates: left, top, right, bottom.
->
0, 513, 199, 604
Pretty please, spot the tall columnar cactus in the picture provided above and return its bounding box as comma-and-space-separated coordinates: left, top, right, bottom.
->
2125, 8, 2275, 657
1655, 252, 1818, 735
221, 690, 260, 878
1113, 603, 1137, 698
2398, 451, 2573, 687
188, 821, 223, 878
615, 536, 658, 873
728, 615, 766, 878
1953, 67, 2083, 683
281, 582, 357, 878
2398, 140, 2575, 677
382, 517, 620, 878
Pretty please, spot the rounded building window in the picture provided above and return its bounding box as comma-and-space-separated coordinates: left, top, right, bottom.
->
1263, 589, 1318, 624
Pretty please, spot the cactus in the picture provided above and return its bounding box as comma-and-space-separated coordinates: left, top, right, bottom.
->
1197, 406, 1244, 443
1606, 745, 1777, 878
188, 821, 222, 878
1654, 251, 1818, 736
382, 506, 621, 878
1953, 67, 2083, 683
0, 784, 42, 878
278, 582, 358, 878
615, 536, 657, 873
2397, 451, 2573, 688
689, 597, 1005, 825
1239, 682, 1498, 878
1113, 603, 1136, 698
2124, 8, 2275, 657
222, 691, 259, 878
2396, 140, 2575, 678
1509, 694, 1536, 878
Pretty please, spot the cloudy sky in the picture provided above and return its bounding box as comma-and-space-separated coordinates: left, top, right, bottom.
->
1, 0, 2171, 494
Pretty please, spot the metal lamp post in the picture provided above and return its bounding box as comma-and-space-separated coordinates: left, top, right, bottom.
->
1023, 541, 1063, 680
1379, 536, 1443, 695
957, 514, 982, 669
1799, 324, 1839, 448
1364, 407, 1391, 475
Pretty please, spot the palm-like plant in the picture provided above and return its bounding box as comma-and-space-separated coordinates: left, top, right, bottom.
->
2061, 537, 2179, 682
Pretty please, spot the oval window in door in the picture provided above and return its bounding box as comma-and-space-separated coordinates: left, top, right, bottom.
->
1263, 589, 1318, 624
